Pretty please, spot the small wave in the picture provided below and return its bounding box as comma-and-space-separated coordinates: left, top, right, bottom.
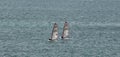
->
69, 22, 120, 27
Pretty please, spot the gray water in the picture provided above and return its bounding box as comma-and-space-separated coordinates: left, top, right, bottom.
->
0, 0, 120, 57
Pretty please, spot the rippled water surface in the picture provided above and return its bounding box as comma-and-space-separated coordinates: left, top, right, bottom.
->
0, 0, 120, 57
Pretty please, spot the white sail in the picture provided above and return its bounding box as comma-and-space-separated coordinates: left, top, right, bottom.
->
49, 23, 58, 40
61, 22, 69, 39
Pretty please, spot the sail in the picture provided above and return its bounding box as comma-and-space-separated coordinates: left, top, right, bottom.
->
49, 23, 58, 40
61, 22, 69, 39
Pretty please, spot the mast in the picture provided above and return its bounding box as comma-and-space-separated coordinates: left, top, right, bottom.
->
49, 23, 58, 40
61, 22, 69, 39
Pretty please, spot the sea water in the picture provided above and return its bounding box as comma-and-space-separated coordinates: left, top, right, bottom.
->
0, 0, 120, 57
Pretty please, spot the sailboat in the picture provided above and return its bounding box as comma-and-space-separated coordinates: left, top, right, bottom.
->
61, 22, 69, 39
49, 23, 58, 41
